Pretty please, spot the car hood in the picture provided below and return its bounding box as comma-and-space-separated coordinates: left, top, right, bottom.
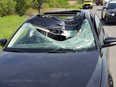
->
108, 9, 116, 13
0, 50, 100, 87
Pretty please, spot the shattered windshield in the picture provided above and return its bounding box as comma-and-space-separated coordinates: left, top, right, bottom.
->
7, 19, 96, 52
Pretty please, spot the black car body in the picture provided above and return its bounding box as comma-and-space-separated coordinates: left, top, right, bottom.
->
101, 1, 116, 23
0, 10, 116, 87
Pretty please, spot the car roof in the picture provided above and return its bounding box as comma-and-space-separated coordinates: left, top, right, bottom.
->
26, 10, 87, 31
109, 0, 116, 3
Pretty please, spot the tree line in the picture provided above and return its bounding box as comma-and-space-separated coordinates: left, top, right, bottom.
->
0, 0, 83, 17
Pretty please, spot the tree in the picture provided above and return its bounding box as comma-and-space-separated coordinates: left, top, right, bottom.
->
32, 0, 69, 12
7, 0, 16, 15
58, 0, 68, 7
15, 0, 29, 16
32, 0, 49, 13
0, 0, 16, 17
48, 0, 59, 7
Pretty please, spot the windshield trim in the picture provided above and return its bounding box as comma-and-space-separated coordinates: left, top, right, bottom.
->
4, 47, 96, 53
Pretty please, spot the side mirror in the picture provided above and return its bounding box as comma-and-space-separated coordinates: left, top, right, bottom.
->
0, 39, 7, 47
102, 37, 116, 47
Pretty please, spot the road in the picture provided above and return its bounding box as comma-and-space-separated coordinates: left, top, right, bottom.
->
90, 6, 116, 87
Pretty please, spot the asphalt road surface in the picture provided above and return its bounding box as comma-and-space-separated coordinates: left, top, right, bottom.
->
89, 6, 116, 87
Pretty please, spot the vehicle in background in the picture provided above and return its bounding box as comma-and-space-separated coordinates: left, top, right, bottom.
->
95, 0, 104, 5
101, 1, 116, 23
83, 0, 93, 9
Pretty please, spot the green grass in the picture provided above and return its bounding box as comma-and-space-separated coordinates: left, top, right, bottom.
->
0, 15, 28, 49
0, 15, 28, 39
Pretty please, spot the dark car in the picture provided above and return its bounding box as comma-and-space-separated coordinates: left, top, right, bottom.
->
101, 1, 116, 23
0, 10, 116, 87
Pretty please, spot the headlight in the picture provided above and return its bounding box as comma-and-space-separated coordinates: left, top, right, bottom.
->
107, 12, 115, 16
111, 13, 115, 16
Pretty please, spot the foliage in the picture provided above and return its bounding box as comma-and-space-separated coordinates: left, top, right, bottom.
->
26, 7, 38, 16
58, 0, 69, 7
48, 0, 68, 8
15, 0, 29, 16
32, 0, 49, 13
77, 0, 84, 4
0, 0, 16, 17
0, 0, 82, 16
32, 0, 69, 13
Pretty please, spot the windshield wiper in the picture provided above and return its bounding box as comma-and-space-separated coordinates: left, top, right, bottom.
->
4, 49, 25, 53
48, 50, 67, 53
48, 48, 75, 53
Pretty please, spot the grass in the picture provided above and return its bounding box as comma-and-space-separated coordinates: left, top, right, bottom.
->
0, 15, 28, 39
0, 15, 28, 49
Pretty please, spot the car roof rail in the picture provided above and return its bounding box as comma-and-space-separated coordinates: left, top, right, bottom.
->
43, 10, 82, 16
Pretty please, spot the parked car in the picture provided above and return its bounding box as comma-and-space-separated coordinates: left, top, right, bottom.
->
83, 0, 93, 9
0, 10, 116, 87
101, 1, 116, 23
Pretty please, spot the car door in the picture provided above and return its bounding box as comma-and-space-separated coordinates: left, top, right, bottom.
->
94, 14, 108, 65
94, 14, 112, 87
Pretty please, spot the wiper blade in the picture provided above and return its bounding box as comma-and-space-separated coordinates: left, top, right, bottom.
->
48, 50, 67, 53
4, 49, 25, 53
48, 48, 75, 53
